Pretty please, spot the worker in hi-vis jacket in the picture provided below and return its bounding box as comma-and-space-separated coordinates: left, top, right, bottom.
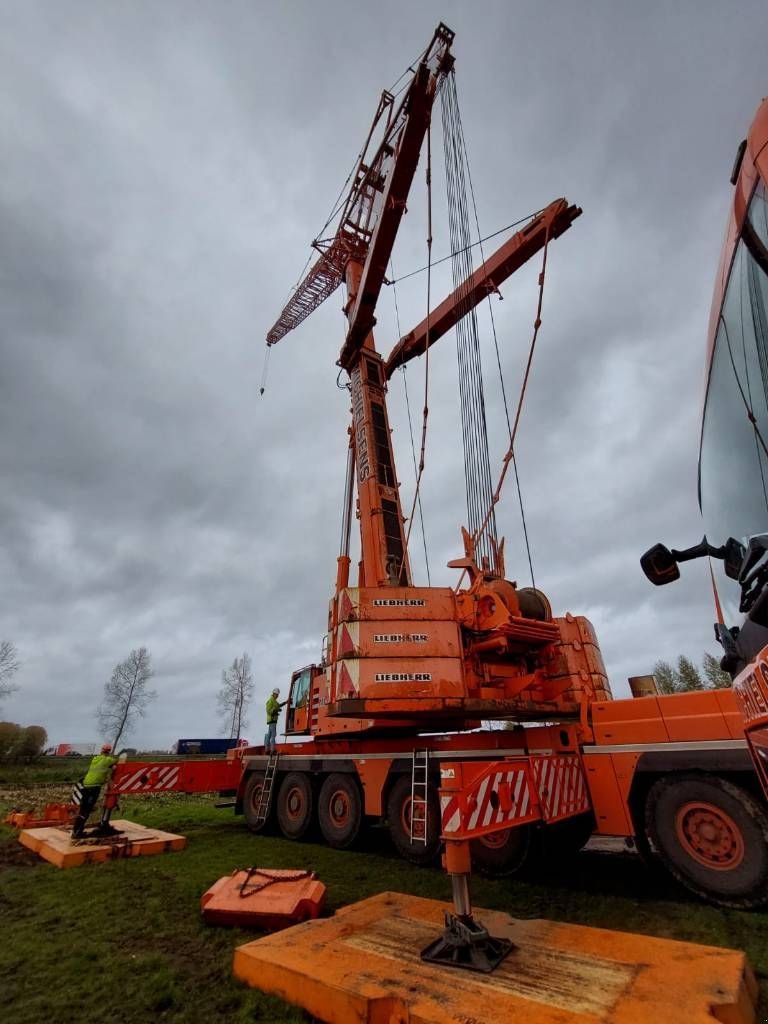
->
265, 688, 288, 754
71, 743, 119, 838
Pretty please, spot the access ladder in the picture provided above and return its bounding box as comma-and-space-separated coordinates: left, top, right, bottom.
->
410, 749, 429, 843
254, 752, 279, 828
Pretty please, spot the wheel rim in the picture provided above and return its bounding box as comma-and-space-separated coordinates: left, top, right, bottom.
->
285, 786, 305, 822
329, 789, 350, 828
478, 830, 509, 850
674, 801, 745, 871
400, 796, 427, 841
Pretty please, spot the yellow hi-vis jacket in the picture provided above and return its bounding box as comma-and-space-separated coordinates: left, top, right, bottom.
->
83, 753, 118, 787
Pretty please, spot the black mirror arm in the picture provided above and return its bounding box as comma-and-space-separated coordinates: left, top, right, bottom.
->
669, 536, 728, 565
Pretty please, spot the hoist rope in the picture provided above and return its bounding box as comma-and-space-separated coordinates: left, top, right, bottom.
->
402, 119, 434, 577
441, 71, 498, 572
259, 344, 271, 397
391, 259, 431, 584
451, 82, 536, 589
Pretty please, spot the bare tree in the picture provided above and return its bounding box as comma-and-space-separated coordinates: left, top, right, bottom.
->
97, 647, 156, 749
217, 653, 254, 741
0, 641, 20, 706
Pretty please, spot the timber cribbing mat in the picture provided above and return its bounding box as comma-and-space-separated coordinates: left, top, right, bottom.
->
18, 819, 186, 868
233, 891, 758, 1024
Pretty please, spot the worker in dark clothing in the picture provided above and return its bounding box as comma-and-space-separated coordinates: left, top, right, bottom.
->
71, 743, 119, 838
264, 688, 288, 754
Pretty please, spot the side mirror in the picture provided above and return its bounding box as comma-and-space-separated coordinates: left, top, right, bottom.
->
640, 543, 680, 586
723, 537, 746, 580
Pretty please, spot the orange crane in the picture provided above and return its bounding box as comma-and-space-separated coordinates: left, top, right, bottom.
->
88, 28, 768, 928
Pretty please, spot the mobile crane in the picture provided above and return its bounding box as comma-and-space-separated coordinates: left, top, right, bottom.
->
102, 28, 767, 914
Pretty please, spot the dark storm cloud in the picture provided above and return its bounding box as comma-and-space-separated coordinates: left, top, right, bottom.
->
1, 0, 766, 745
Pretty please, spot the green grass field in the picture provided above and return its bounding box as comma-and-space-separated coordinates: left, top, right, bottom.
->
1, 761, 767, 1023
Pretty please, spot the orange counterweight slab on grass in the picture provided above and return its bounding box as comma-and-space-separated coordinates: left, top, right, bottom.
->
201, 869, 326, 930
233, 892, 758, 1024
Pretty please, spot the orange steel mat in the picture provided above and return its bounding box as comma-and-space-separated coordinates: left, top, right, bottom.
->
233, 892, 757, 1024
18, 819, 186, 869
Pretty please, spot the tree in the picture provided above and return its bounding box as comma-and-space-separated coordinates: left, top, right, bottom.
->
677, 655, 705, 691
652, 660, 679, 695
702, 652, 732, 689
97, 647, 156, 749
14, 725, 47, 763
0, 722, 20, 762
217, 653, 254, 740
654, 653, 732, 693
0, 640, 20, 705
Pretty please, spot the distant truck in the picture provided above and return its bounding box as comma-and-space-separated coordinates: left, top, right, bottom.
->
174, 738, 248, 756
53, 743, 97, 758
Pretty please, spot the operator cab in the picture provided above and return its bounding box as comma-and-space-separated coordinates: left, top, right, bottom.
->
285, 665, 318, 735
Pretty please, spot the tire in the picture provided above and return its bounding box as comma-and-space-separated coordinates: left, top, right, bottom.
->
539, 812, 595, 863
471, 824, 533, 877
645, 773, 768, 909
276, 772, 314, 841
242, 771, 270, 833
318, 773, 363, 849
386, 774, 441, 865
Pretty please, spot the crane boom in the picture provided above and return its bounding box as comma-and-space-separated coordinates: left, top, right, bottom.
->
384, 199, 581, 378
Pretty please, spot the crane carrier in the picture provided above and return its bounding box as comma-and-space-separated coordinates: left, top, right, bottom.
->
102, 27, 768, 914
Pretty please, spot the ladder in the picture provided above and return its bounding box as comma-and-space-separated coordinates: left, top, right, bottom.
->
254, 752, 279, 827
410, 749, 430, 843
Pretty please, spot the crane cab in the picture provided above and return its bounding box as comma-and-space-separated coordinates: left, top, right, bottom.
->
285, 665, 317, 736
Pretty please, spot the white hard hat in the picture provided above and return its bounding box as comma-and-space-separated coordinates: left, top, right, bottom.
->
272, 687, 280, 695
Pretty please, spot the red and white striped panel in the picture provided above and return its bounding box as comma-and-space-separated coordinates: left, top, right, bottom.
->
441, 766, 532, 837
114, 765, 182, 793
531, 755, 589, 822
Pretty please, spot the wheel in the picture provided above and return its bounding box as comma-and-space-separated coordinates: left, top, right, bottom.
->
318, 773, 363, 849
276, 772, 314, 840
645, 774, 768, 909
471, 824, 533, 877
386, 774, 441, 865
242, 771, 270, 833
539, 812, 595, 862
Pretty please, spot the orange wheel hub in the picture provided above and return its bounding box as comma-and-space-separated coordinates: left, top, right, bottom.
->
285, 787, 305, 822
674, 801, 745, 871
329, 790, 350, 826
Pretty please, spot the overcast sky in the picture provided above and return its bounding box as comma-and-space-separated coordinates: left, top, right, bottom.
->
1, 1, 766, 749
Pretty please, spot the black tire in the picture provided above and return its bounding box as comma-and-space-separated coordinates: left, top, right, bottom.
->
645, 773, 768, 909
276, 772, 314, 841
318, 773, 363, 849
386, 774, 441, 865
471, 824, 533, 877
242, 771, 270, 833
539, 812, 595, 863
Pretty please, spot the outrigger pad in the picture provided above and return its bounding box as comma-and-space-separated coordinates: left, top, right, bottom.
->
233, 892, 758, 1024
18, 820, 186, 869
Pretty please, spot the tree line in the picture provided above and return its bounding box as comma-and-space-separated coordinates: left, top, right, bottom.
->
1, 637, 257, 756
653, 653, 731, 694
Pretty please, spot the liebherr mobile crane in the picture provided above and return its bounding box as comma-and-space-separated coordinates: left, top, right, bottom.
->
104, 28, 768, 911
